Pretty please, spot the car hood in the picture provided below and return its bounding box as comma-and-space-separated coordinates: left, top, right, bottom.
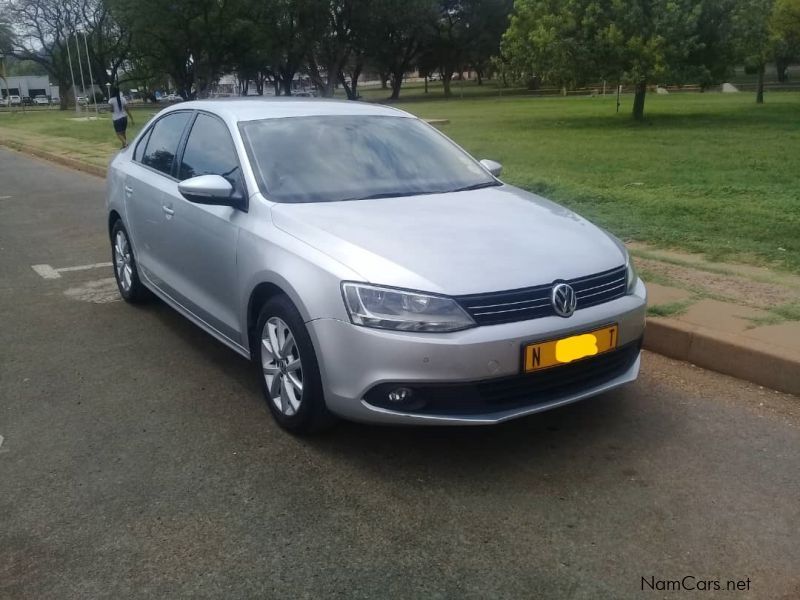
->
270, 185, 626, 296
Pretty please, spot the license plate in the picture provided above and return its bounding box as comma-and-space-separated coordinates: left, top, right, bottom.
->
523, 324, 618, 373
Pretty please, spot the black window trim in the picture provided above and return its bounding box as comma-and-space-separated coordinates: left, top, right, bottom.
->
175, 109, 249, 211
133, 109, 194, 182
132, 126, 152, 163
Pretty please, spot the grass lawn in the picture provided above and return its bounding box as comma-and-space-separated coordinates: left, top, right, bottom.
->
0, 106, 157, 140
393, 92, 800, 273
1, 91, 798, 273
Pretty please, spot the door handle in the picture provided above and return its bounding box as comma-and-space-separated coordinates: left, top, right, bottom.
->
124, 185, 133, 196
162, 205, 175, 217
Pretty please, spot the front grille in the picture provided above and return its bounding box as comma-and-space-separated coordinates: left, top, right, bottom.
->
456, 265, 627, 326
363, 340, 641, 416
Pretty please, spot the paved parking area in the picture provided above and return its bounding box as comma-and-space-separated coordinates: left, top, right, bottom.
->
1, 148, 799, 599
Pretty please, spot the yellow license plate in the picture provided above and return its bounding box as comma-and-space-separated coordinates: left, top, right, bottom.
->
523, 324, 618, 373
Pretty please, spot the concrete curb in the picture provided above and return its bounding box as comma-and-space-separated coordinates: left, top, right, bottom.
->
3, 138, 798, 396
644, 318, 800, 396
0, 139, 107, 178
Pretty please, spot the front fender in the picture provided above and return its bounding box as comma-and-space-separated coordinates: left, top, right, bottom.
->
237, 223, 363, 339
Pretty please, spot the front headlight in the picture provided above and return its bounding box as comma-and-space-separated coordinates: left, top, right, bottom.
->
626, 257, 638, 294
342, 282, 475, 332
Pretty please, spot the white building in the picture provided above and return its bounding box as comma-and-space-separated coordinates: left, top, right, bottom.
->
0, 75, 60, 101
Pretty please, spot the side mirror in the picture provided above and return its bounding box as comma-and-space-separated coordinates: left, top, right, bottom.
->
178, 174, 241, 208
479, 159, 503, 178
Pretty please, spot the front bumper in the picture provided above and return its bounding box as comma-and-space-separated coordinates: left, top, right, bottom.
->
307, 279, 646, 425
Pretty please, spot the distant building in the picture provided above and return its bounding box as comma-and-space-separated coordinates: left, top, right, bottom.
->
0, 75, 59, 101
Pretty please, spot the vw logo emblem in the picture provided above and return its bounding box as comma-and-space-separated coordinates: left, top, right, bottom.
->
551, 282, 577, 317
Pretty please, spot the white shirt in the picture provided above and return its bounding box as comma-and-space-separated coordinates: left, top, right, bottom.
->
109, 96, 127, 121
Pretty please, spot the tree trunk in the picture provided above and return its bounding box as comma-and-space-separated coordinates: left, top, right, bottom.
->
351, 74, 359, 99
424, 75, 428, 93
476, 69, 483, 85
389, 71, 403, 100
339, 69, 361, 100
632, 80, 647, 120
776, 58, 788, 83
442, 72, 453, 98
756, 64, 765, 104
344, 62, 362, 100
59, 82, 72, 110
324, 67, 338, 97
380, 72, 389, 89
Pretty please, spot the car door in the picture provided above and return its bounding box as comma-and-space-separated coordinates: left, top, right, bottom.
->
156, 112, 245, 345
124, 111, 192, 287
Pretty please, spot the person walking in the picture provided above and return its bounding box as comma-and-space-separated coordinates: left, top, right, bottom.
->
109, 87, 134, 148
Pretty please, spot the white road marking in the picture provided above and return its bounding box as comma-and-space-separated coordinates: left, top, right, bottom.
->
31, 264, 62, 279
31, 262, 112, 280
0, 195, 12, 200
63, 278, 120, 304
58, 262, 113, 273
0, 435, 6, 453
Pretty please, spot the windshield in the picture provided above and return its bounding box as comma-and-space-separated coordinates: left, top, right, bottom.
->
239, 115, 498, 203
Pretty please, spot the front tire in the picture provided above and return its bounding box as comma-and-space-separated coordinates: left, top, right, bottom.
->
256, 295, 335, 434
111, 220, 149, 303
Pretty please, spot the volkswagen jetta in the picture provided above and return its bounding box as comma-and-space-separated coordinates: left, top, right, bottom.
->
106, 99, 647, 433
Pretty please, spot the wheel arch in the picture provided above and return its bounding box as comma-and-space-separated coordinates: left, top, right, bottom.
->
108, 210, 122, 238
246, 280, 304, 357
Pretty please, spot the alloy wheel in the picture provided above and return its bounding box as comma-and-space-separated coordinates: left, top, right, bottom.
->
261, 316, 304, 416
114, 230, 133, 292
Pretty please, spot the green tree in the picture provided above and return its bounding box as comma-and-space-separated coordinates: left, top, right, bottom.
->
2, 0, 101, 109
303, 0, 365, 97
733, 0, 775, 103
111, 0, 244, 97
771, 0, 800, 81
501, 0, 706, 119
364, 0, 437, 100
424, 0, 510, 96
466, 0, 514, 84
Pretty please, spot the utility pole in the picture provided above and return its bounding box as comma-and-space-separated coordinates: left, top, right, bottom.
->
74, 32, 88, 116
65, 37, 79, 114
82, 32, 99, 117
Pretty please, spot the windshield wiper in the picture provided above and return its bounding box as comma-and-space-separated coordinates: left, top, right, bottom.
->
342, 181, 500, 202
343, 190, 425, 202
449, 180, 502, 193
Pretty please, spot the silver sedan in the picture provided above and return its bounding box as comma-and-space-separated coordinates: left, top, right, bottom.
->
106, 99, 647, 433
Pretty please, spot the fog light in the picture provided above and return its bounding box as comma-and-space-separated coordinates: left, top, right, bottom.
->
388, 387, 414, 403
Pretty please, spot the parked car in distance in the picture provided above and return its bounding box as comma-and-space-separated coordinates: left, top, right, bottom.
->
33, 95, 50, 105
293, 90, 316, 97
106, 99, 646, 434
166, 93, 184, 102
9, 95, 22, 106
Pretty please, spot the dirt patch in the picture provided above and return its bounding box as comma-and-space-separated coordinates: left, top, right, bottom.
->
637, 257, 798, 310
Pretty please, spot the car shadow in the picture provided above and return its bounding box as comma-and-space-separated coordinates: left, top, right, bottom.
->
143, 297, 674, 485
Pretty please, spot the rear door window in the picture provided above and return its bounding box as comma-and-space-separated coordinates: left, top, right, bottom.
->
141, 112, 192, 176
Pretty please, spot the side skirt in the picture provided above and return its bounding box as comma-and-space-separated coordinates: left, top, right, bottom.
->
140, 272, 251, 360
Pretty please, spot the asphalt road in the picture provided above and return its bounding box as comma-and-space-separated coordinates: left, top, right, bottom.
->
1, 147, 799, 600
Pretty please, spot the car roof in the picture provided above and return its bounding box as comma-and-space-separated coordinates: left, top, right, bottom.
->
161, 98, 413, 122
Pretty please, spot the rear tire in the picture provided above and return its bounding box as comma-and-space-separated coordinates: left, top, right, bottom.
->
110, 220, 149, 303
256, 295, 336, 434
